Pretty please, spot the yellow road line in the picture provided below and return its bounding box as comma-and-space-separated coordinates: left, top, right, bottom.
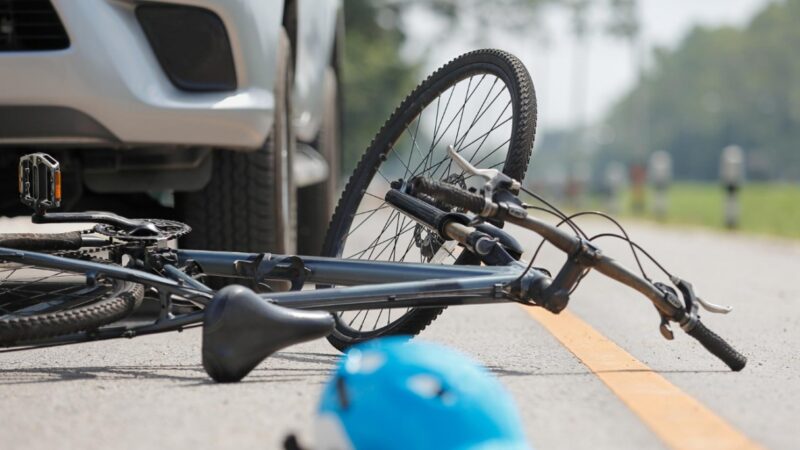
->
524, 307, 762, 450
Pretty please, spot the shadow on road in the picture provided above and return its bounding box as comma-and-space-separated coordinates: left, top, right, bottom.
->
0, 351, 339, 386
0, 358, 728, 386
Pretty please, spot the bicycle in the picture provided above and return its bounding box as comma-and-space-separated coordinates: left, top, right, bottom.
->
0, 50, 746, 382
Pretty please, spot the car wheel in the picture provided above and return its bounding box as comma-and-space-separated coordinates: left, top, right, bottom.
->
176, 28, 296, 261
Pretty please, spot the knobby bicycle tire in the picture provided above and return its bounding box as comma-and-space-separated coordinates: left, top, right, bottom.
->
321, 49, 537, 351
0, 259, 144, 346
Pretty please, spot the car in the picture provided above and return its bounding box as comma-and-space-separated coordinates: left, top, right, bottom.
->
0, 0, 343, 257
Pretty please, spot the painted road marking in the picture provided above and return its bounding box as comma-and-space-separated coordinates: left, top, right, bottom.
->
524, 307, 762, 450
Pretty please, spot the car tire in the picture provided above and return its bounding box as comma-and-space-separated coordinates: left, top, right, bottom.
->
297, 66, 340, 256
176, 28, 296, 259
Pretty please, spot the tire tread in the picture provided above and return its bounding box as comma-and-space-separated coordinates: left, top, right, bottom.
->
322, 49, 536, 351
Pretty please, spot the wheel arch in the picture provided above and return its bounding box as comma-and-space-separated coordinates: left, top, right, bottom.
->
291, 0, 341, 143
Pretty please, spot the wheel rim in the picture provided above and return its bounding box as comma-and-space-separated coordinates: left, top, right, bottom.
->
0, 262, 115, 318
332, 71, 520, 337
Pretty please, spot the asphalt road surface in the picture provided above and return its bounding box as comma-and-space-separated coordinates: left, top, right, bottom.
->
0, 216, 797, 449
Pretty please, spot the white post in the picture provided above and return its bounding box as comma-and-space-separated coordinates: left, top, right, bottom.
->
720, 145, 744, 229
605, 162, 626, 214
546, 167, 567, 202
573, 161, 591, 208
649, 151, 672, 220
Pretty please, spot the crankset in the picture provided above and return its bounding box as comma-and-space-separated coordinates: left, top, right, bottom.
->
19, 153, 191, 243
92, 218, 191, 242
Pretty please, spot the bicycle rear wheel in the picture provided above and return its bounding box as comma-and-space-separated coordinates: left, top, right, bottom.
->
322, 49, 537, 351
0, 257, 143, 346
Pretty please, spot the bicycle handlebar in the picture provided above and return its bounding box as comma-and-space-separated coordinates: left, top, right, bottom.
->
412, 177, 488, 215
0, 231, 83, 251
685, 321, 747, 371
411, 176, 747, 371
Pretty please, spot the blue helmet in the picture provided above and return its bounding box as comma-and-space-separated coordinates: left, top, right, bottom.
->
315, 337, 531, 450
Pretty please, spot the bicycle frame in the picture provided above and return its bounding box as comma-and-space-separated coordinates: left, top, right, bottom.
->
179, 250, 533, 310
0, 182, 748, 373
0, 245, 544, 349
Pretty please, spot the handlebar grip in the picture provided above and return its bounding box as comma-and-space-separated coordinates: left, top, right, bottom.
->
412, 177, 486, 215
686, 321, 747, 371
0, 231, 83, 251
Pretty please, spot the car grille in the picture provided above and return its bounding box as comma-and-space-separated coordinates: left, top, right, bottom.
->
0, 0, 69, 51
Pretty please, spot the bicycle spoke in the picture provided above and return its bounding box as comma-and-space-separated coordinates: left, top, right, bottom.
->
398, 229, 420, 261
331, 63, 527, 339
347, 310, 364, 327
454, 76, 474, 148
0, 263, 116, 319
358, 308, 369, 332
353, 202, 388, 217
431, 85, 457, 148
429, 77, 497, 153
464, 104, 513, 164
471, 137, 512, 168
365, 210, 402, 260
345, 196, 391, 239
424, 90, 511, 178
345, 219, 416, 260
405, 75, 489, 178
461, 104, 512, 157
372, 308, 384, 330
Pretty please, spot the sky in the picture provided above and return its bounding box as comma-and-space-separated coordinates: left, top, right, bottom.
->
403, 0, 771, 132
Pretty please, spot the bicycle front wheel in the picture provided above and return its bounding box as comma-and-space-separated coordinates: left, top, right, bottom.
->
322, 49, 537, 351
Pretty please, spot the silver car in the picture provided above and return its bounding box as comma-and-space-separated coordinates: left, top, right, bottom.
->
0, 0, 343, 256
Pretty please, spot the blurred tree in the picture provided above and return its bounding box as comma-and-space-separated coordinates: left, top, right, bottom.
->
605, 0, 645, 163
396, 0, 556, 38
606, 0, 639, 39
341, 0, 559, 175
600, 0, 800, 181
341, 0, 420, 174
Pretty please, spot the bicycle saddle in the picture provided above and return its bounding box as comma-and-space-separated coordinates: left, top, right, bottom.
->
202, 285, 335, 382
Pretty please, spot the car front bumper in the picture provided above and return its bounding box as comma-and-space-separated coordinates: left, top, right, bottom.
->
0, 0, 284, 150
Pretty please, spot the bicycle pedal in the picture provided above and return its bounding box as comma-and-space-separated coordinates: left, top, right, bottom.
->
18, 153, 61, 214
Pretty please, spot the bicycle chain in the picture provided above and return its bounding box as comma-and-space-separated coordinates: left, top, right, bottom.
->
52, 218, 189, 259
52, 229, 128, 260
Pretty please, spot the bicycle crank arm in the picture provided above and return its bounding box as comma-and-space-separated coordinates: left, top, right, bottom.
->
32, 211, 160, 236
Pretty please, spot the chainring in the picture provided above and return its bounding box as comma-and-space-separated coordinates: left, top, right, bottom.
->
93, 219, 191, 242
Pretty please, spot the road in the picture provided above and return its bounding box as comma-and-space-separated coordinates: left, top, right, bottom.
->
0, 217, 797, 449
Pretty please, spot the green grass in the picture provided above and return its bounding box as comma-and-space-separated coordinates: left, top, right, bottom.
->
617, 183, 800, 239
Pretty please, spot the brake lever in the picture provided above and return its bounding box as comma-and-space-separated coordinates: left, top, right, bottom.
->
659, 314, 674, 340
653, 282, 678, 340
652, 276, 732, 340
670, 276, 733, 315
695, 296, 733, 314
447, 145, 503, 183
446, 145, 521, 198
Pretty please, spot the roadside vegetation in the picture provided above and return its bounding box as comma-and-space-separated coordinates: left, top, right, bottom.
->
597, 0, 800, 182
613, 183, 800, 239
343, 1, 800, 239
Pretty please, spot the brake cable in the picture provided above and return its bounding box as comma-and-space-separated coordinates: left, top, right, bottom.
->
507, 186, 672, 297
587, 233, 675, 279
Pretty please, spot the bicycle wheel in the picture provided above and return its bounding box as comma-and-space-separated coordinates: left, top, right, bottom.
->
322, 49, 537, 351
0, 257, 143, 345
